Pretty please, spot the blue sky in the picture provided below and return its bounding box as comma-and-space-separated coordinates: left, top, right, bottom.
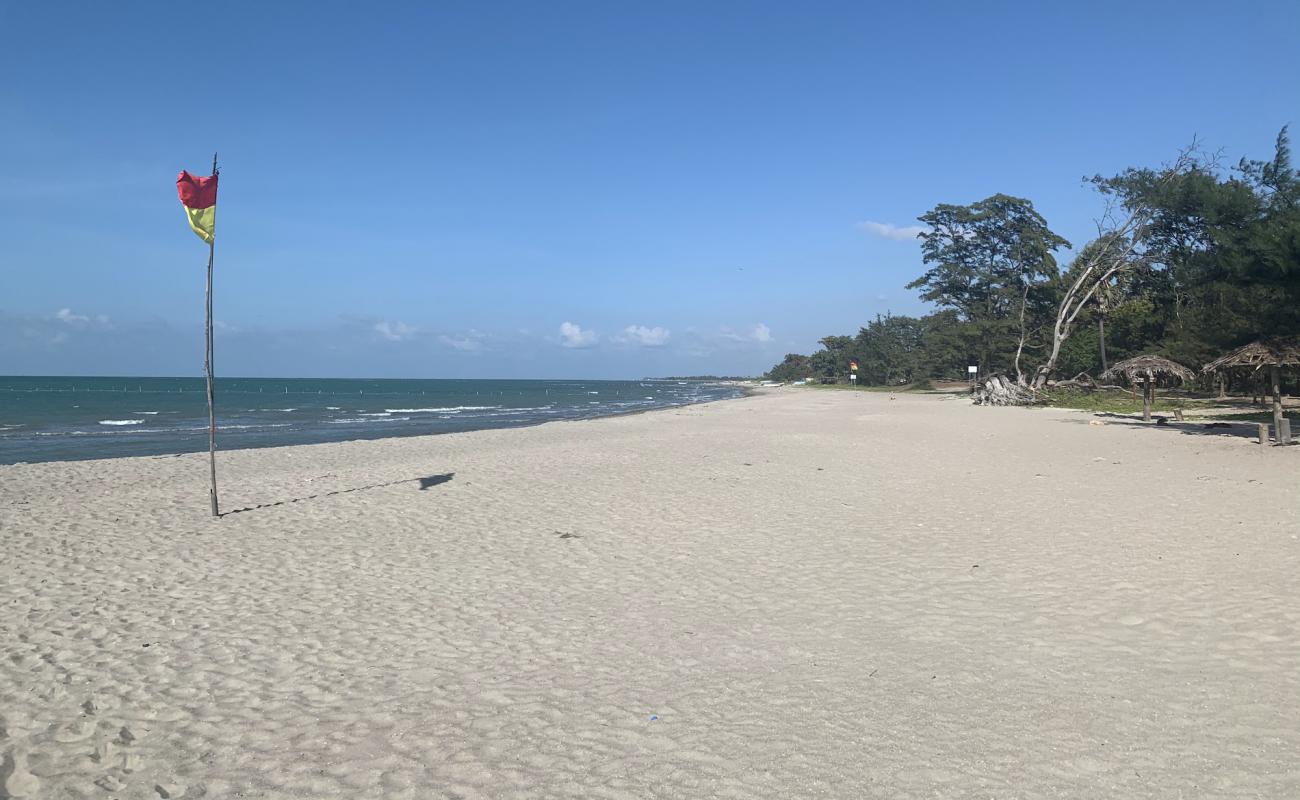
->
2, 1, 1297, 378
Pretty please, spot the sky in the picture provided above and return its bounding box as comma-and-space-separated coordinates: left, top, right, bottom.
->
2, 1, 1297, 379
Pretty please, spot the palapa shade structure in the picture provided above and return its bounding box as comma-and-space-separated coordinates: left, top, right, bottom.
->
1102, 355, 1196, 422
1202, 338, 1300, 444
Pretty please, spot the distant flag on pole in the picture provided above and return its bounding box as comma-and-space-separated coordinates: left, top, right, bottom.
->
176, 170, 218, 244
850, 359, 859, 372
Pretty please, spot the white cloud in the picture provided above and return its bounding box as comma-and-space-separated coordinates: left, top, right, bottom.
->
857, 220, 926, 242
438, 331, 485, 352
559, 321, 598, 348
620, 325, 670, 347
55, 308, 89, 324
53, 308, 111, 329
373, 320, 417, 342
719, 323, 773, 344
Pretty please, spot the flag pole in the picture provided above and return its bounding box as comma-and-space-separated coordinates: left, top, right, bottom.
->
205, 152, 220, 517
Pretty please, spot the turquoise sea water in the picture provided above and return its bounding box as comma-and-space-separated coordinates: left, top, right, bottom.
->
0, 377, 741, 464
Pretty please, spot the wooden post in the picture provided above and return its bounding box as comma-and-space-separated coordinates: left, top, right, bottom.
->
1098, 317, 1107, 373
1142, 378, 1152, 422
1258, 423, 1269, 446
1270, 364, 1284, 446
205, 152, 220, 517
1280, 419, 1293, 446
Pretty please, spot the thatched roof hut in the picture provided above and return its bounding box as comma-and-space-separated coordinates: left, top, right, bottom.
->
1101, 354, 1195, 422
1102, 355, 1196, 388
1201, 338, 1300, 375
1202, 338, 1300, 445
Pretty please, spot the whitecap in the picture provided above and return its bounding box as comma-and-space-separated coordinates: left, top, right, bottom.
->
384, 406, 499, 413
99, 419, 145, 426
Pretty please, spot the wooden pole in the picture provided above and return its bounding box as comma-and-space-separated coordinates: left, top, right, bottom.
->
205, 152, 220, 517
1142, 378, 1152, 422
1272, 364, 1290, 446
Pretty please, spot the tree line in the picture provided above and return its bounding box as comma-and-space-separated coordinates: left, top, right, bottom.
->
767, 129, 1299, 389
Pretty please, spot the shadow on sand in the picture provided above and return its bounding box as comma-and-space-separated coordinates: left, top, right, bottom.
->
1066, 413, 1287, 443
222, 472, 455, 517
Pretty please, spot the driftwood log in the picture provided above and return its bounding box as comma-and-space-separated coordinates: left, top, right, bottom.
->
971, 375, 1041, 406
972, 373, 1131, 406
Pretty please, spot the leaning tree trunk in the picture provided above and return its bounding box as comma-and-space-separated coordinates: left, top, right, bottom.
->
1030, 147, 1197, 391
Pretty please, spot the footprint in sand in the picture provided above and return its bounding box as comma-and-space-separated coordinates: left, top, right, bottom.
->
1118, 613, 1146, 626
1, 747, 41, 798
52, 719, 97, 743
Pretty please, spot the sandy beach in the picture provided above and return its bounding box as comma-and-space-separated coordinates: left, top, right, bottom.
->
2, 388, 1297, 799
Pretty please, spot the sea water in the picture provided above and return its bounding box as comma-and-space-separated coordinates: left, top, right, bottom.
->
0, 377, 741, 464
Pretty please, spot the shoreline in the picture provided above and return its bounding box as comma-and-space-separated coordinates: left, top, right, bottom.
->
0, 382, 750, 468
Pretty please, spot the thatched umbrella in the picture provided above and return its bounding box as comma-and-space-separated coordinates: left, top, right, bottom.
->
1202, 338, 1300, 443
1101, 355, 1195, 422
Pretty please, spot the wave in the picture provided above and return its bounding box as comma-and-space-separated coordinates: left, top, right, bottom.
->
326, 416, 410, 424
384, 406, 500, 413
99, 419, 145, 426
133, 411, 160, 415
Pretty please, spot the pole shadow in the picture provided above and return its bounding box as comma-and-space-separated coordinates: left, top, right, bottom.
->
222, 472, 454, 517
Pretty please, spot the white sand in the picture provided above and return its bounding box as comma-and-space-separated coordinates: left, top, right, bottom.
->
2, 389, 1298, 799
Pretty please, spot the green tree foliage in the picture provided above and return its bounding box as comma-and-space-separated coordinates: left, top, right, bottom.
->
765, 353, 813, 382
909, 194, 1070, 381
808, 336, 854, 380
765, 129, 1298, 388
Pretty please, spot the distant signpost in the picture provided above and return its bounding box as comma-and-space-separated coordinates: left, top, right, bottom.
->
850, 359, 859, 386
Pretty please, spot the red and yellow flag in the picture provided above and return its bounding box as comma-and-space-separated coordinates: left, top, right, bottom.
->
176, 171, 218, 244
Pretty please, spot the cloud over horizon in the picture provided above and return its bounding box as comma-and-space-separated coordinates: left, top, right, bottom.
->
373, 320, 418, 342
721, 323, 772, 344
857, 220, 926, 242
558, 321, 598, 348
438, 331, 486, 352
619, 325, 670, 347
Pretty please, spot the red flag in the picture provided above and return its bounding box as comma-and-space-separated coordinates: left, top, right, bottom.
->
176, 171, 218, 209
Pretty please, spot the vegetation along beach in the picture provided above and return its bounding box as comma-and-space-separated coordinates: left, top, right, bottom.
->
3, 2, 1298, 798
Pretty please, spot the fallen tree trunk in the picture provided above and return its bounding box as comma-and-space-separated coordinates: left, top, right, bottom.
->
1053, 371, 1097, 389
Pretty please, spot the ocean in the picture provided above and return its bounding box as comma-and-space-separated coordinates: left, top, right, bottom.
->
0, 376, 742, 465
